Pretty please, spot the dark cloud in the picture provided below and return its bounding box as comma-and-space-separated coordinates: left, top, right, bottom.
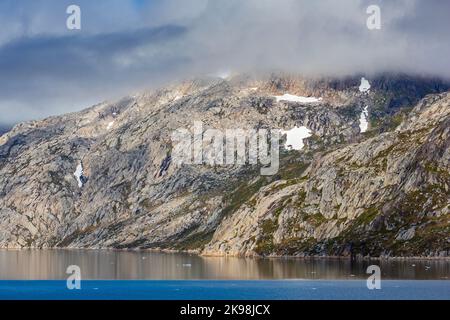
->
0, 25, 186, 85
0, 0, 449, 126
0, 25, 189, 125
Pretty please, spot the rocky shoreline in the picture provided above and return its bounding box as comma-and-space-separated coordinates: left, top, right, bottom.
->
2, 246, 449, 261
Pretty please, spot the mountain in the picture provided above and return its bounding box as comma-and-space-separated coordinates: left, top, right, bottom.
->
0, 127, 10, 136
0, 73, 449, 258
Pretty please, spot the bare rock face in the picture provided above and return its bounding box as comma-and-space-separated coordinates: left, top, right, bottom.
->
0, 74, 449, 258
204, 92, 450, 257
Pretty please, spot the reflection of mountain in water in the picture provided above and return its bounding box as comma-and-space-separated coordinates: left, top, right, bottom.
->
0, 250, 449, 280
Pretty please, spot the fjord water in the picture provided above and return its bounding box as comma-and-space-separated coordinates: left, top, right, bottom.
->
0, 250, 448, 280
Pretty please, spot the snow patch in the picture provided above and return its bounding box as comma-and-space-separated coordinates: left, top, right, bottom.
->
106, 121, 114, 130
359, 77, 371, 93
73, 163, 84, 188
359, 106, 369, 133
274, 94, 322, 103
281, 126, 312, 151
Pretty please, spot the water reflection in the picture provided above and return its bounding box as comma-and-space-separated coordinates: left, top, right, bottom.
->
0, 250, 448, 280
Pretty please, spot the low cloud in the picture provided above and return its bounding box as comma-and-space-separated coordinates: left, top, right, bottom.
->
0, 0, 449, 125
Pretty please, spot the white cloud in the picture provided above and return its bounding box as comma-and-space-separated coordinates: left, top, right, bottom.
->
0, 0, 449, 125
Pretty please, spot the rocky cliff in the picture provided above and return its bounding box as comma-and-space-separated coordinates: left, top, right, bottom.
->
0, 74, 449, 257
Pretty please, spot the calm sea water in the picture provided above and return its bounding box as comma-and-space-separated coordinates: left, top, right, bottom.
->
0, 280, 449, 300
0, 249, 448, 280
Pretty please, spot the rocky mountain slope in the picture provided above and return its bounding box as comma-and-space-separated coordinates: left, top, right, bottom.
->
0, 74, 449, 257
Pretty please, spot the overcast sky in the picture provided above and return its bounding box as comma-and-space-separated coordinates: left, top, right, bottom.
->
0, 0, 449, 127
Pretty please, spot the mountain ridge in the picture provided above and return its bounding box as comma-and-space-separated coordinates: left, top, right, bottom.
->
0, 73, 449, 258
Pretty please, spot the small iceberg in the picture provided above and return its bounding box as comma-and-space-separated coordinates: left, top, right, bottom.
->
281, 126, 312, 151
